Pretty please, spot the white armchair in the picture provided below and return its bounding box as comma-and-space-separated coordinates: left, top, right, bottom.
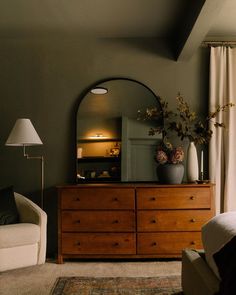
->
0, 192, 47, 272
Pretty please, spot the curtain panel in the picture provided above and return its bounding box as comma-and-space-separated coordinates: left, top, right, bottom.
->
209, 46, 236, 214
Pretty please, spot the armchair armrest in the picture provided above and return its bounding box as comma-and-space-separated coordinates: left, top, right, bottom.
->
14, 192, 47, 264
14, 192, 46, 225
182, 249, 220, 295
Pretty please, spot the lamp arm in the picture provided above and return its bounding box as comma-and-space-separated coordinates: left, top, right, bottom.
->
23, 146, 44, 208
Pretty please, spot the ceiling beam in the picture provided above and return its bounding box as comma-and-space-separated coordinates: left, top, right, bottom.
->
174, 0, 227, 61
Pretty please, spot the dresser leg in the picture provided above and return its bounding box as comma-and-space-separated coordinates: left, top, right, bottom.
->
57, 255, 64, 264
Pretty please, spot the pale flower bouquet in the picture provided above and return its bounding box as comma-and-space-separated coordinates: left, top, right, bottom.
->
155, 142, 184, 165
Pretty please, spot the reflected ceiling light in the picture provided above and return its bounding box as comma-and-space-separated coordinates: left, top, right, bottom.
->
90, 87, 108, 95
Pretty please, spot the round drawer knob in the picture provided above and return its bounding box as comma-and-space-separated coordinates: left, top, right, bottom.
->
190, 218, 196, 223
114, 242, 119, 246
190, 241, 196, 245
151, 219, 157, 223
113, 220, 119, 224
113, 198, 118, 202
76, 198, 80, 201
77, 242, 81, 246
151, 197, 156, 201
152, 242, 157, 246
190, 196, 195, 200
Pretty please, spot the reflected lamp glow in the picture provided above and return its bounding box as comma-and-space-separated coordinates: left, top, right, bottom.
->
5, 118, 45, 208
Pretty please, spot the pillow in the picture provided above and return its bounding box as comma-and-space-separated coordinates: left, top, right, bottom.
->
0, 186, 19, 225
201, 211, 236, 279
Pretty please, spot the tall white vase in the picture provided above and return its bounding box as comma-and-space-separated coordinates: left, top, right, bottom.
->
187, 141, 199, 182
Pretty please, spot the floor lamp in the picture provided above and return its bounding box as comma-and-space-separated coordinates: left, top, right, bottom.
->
5, 118, 44, 208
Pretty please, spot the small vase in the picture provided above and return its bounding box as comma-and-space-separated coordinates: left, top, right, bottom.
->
157, 163, 184, 184
187, 141, 199, 182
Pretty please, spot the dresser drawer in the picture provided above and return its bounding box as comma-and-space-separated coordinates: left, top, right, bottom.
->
60, 188, 135, 210
137, 210, 212, 231
62, 233, 136, 254
137, 232, 202, 254
137, 187, 211, 209
61, 210, 135, 232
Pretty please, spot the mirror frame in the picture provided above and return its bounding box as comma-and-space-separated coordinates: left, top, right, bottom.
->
76, 77, 163, 183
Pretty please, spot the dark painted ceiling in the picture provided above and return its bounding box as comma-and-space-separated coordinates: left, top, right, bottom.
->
0, 0, 235, 60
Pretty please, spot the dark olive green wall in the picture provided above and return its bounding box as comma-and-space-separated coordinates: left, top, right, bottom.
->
0, 37, 209, 255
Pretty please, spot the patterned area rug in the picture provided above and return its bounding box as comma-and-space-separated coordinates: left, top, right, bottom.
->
51, 276, 183, 295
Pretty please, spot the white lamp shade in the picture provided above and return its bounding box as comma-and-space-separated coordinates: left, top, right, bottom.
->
5, 118, 43, 146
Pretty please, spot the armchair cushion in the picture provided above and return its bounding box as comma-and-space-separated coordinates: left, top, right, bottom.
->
0, 223, 40, 248
0, 186, 19, 225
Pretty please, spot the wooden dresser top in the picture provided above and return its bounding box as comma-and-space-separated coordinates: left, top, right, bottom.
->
57, 182, 214, 189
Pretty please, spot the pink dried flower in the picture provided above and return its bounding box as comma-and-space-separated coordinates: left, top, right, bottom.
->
156, 150, 168, 164
170, 147, 184, 164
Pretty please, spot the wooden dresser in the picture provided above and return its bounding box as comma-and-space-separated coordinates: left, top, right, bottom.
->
57, 183, 214, 263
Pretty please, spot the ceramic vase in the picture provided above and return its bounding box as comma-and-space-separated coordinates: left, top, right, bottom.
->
187, 141, 199, 182
157, 163, 184, 184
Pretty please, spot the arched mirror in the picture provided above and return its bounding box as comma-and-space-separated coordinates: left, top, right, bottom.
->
76, 78, 163, 182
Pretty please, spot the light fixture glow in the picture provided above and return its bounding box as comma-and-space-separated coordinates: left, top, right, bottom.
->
88, 133, 109, 139
90, 133, 105, 138
90, 87, 108, 95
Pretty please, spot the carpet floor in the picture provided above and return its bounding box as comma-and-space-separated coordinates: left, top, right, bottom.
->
0, 260, 181, 295
51, 276, 182, 295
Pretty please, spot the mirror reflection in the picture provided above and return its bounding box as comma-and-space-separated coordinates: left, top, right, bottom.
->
76, 78, 163, 182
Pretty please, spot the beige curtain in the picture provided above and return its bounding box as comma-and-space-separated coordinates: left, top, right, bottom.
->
209, 46, 236, 214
